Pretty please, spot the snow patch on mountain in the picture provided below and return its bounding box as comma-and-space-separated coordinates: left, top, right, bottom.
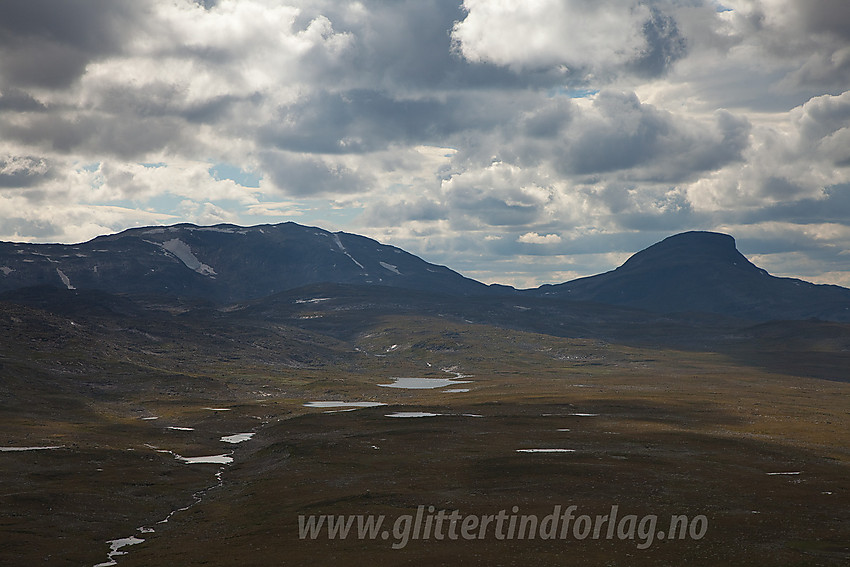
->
56, 268, 75, 290
379, 261, 401, 275
332, 233, 365, 270
0, 266, 14, 275
159, 239, 217, 277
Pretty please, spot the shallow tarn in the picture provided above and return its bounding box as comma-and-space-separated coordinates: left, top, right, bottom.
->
220, 433, 255, 444
0, 445, 64, 452
385, 411, 442, 418
304, 401, 387, 409
377, 377, 472, 389
176, 454, 233, 464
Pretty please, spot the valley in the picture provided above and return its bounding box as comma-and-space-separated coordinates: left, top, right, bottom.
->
1, 291, 848, 566
1, 223, 848, 565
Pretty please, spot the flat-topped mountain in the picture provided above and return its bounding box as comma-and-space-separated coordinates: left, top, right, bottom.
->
0, 222, 492, 302
531, 231, 850, 321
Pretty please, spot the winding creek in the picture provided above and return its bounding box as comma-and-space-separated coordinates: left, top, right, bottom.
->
96, 370, 475, 565
93, 424, 256, 567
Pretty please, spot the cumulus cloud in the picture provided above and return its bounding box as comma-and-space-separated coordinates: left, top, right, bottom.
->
451, 0, 688, 80
552, 91, 750, 181
0, 155, 51, 188
0, 0, 848, 287
0, 0, 144, 88
518, 232, 562, 244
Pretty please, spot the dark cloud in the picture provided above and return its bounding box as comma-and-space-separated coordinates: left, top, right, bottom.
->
0, 0, 145, 88
738, 184, 850, 225
258, 150, 371, 197
455, 197, 539, 227
442, 180, 549, 228
260, 88, 512, 155
0, 156, 52, 188
362, 198, 449, 225
796, 0, 850, 39
519, 98, 574, 139
0, 88, 46, 112
260, 90, 450, 154
0, 216, 62, 238
1, 111, 193, 159
629, 6, 688, 77
556, 92, 750, 181
296, 0, 565, 92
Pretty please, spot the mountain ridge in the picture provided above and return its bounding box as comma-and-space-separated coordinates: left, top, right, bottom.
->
0, 221, 495, 302
1, 223, 849, 321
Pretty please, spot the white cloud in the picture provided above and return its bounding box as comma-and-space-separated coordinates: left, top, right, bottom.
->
518, 232, 563, 244
452, 0, 651, 73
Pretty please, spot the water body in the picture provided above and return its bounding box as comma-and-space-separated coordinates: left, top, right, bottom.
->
177, 454, 233, 464
304, 401, 386, 409
93, 536, 145, 567
385, 412, 442, 418
220, 433, 254, 444
96, 430, 245, 565
0, 446, 63, 452
516, 449, 576, 453
378, 377, 471, 389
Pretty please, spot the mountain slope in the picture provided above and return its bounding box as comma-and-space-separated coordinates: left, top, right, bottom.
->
2, 224, 850, 322
531, 231, 850, 321
0, 222, 495, 302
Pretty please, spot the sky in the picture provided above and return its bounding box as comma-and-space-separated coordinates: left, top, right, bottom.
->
1, 0, 850, 288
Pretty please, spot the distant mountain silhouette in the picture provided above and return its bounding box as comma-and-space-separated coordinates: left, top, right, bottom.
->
530, 231, 850, 321
0, 222, 492, 302
1, 225, 849, 321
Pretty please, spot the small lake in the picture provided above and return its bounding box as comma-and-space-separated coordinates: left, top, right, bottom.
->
304, 401, 386, 409
0, 446, 63, 452
378, 377, 472, 389
176, 454, 233, 464
385, 411, 442, 418
220, 433, 254, 444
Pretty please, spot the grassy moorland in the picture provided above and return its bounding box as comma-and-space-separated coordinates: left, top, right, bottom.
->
0, 296, 848, 566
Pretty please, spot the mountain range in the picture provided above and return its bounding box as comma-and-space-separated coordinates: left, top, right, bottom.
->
1, 222, 849, 322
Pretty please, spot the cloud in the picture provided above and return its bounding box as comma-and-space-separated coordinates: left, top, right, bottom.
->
259, 90, 456, 155
0, 0, 145, 88
0, 155, 52, 188
0, 0, 848, 287
553, 91, 750, 181
452, 0, 648, 73
258, 150, 372, 197
518, 232, 562, 244
452, 0, 687, 79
